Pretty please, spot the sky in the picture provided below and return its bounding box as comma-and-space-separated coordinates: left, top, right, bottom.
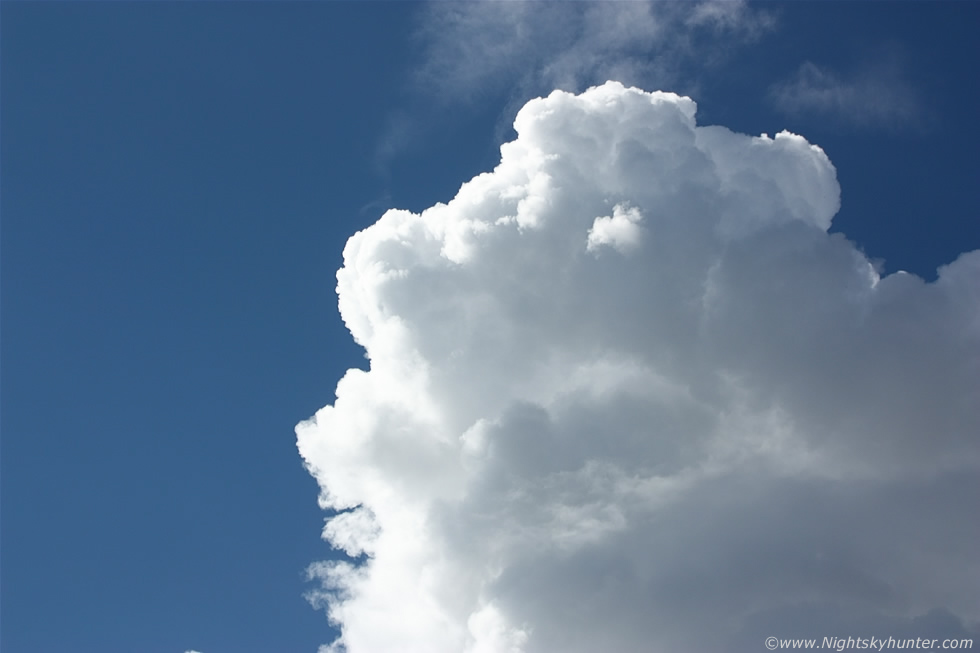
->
1, 3, 978, 653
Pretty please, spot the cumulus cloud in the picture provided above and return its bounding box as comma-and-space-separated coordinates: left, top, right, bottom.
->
769, 58, 922, 128
587, 203, 645, 255
298, 82, 980, 652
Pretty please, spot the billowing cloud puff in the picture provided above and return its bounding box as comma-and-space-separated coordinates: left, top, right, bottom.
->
587, 203, 645, 254
298, 82, 980, 653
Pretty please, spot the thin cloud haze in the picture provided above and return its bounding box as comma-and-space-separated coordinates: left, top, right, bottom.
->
377, 0, 774, 167
770, 58, 922, 128
298, 83, 980, 653
415, 0, 773, 97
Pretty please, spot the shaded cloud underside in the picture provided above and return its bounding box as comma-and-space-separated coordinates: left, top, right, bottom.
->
299, 83, 979, 652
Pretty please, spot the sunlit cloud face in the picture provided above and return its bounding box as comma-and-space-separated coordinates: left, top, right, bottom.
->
299, 82, 980, 653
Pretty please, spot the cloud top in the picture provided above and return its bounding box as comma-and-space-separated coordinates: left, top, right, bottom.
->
299, 82, 980, 653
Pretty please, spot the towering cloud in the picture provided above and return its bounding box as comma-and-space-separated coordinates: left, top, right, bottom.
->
298, 83, 980, 653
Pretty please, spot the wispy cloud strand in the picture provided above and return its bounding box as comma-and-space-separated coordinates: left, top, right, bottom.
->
377, 1, 774, 166
770, 58, 922, 128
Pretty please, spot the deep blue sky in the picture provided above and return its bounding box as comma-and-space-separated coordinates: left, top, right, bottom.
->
2, 3, 977, 653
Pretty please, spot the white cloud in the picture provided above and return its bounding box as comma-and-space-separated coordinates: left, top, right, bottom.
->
769, 58, 921, 128
299, 82, 980, 652
587, 203, 645, 254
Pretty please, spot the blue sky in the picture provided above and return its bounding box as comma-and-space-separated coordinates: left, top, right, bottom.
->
2, 3, 978, 653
